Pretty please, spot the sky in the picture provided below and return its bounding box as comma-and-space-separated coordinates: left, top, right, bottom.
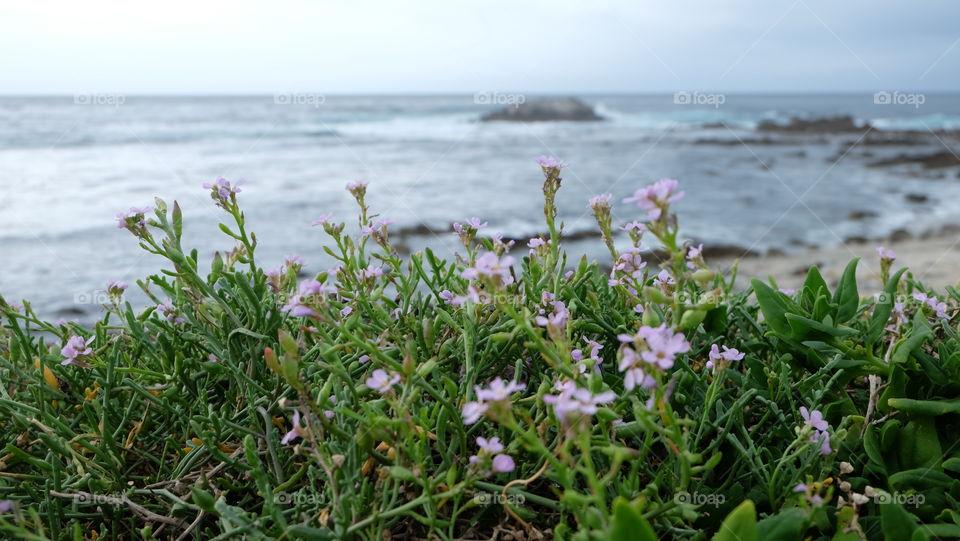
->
1, 0, 958, 94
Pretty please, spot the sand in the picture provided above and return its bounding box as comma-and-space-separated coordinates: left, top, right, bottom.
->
718, 232, 960, 293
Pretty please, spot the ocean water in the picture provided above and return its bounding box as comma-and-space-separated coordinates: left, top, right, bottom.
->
2, 94, 960, 319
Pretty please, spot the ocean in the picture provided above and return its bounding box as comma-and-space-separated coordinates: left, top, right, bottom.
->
2, 93, 960, 320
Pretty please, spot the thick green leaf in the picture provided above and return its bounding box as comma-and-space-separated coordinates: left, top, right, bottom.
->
889, 397, 960, 416
712, 500, 757, 541
833, 258, 860, 323
867, 268, 908, 346
752, 280, 793, 335
757, 508, 806, 541
880, 502, 919, 541
609, 498, 657, 541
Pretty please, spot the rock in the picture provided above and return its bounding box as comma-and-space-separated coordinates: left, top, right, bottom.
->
905, 193, 929, 204
756, 115, 870, 134
848, 210, 878, 220
868, 151, 960, 169
889, 229, 912, 243
481, 97, 603, 122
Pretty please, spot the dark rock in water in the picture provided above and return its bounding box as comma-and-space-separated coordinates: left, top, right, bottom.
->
889, 229, 912, 242
848, 210, 878, 220
481, 97, 603, 122
905, 193, 929, 204
868, 151, 960, 169
844, 236, 868, 245
757, 115, 869, 134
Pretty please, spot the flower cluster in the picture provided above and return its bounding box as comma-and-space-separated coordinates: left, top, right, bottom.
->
116, 206, 152, 237
618, 325, 691, 391
799, 406, 831, 455
468, 436, 515, 474
706, 343, 745, 371
462, 378, 525, 425
202, 177, 244, 209
913, 291, 951, 320
543, 381, 615, 427
61, 335, 94, 367
622, 178, 684, 222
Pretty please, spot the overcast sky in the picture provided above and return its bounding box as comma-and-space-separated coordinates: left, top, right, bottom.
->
2, 0, 958, 94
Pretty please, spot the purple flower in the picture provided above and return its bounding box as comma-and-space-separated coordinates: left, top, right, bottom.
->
475, 378, 526, 402
61, 335, 94, 366
535, 156, 567, 170
491, 454, 515, 473
340, 305, 353, 317
311, 213, 333, 227
535, 300, 569, 331
623, 179, 684, 221
461, 401, 489, 425
799, 407, 828, 431
281, 410, 302, 445
620, 221, 645, 232
284, 254, 305, 269
0, 500, 11, 513
876, 246, 896, 261
779, 288, 796, 295
618, 348, 655, 391
544, 384, 616, 425
157, 298, 185, 325
202, 177, 243, 202
793, 484, 807, 493
365, 369, 400, 393
465, 217, 488, 229
281, 279, 334, 318
588, 193, 612, 210
638, 324, 690, 369
462, 378, 525, 425
360, 265, 383, 281
462, 252, 515, 283
358, 354, 370, 364
476, 436, 504, 453
116, 206, 152, 231
706, 344, 745, 370
653, 269, 676, 288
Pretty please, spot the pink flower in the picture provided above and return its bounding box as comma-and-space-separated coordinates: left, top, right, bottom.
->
588, 194, 612, 210
491, 454, 515, 473
535, 156, 567, 169
310, 213, 333, 227
475, 378, 525, 402
462, 252, 515, 283
638, 324, 690, 369
623, 179, 684, 221
476, 436, 504, 453
876, 246, 896, 261
365, 369, 400, 393
281, 410, 303, 445
461, 402, 489, 425
61, 336, 94, 366
706, 344, 745, 369
799, 407, 828, 431
544, 384, 616, 425
465, 217, 488, 229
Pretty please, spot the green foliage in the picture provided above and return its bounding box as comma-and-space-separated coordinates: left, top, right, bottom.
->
0, 171, 958, 539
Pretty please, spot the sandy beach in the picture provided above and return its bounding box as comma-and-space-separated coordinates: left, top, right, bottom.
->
719, 228, 960, 292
